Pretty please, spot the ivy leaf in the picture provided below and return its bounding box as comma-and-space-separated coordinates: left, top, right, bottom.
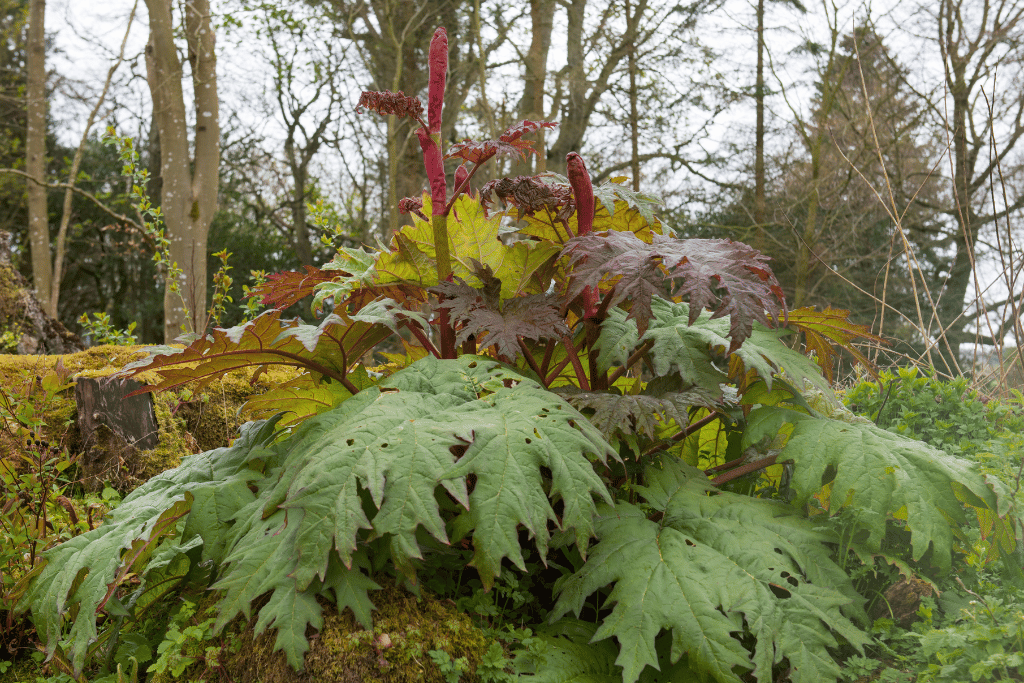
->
783, 307, 884, 383
552, 459, 866, 683
564, 234, 783, 345
744, 407, 1017, 572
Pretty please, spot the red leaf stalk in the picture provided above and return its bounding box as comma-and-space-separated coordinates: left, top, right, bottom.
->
567, 152, 598, 317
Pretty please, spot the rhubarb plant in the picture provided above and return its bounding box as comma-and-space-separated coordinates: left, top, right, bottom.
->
17, 26, 1023, 683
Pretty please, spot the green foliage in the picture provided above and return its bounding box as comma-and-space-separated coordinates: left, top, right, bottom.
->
0, 365, 87, 644
13, 28, 1022, 683
102, 129, 186, 329
552, 458, 868, 683
844, 367, 1024, 456
77, 312, 138, 346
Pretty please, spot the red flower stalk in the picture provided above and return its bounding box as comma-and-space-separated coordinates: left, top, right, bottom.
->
566, 152, 595, 237
567, 152, 599, 318
428, 28, 447, 135
416, 128, 447, 217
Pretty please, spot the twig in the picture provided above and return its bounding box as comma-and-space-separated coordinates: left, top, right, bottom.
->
0, 169, 142, 231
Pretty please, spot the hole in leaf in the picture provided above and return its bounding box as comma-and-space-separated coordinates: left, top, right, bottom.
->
525, 438, 532, 444
684, 539, 695, 547
381, 443, 389, 448
346, 439, 355, 446
781, 571, 799, 588
769, 583, 791, 599
468, 361, 478, 368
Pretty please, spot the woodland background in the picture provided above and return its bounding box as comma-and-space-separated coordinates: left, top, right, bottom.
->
1, 0, 1022, 380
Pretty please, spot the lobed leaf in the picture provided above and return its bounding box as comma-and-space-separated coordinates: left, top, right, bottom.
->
552, 459, 866, 683
375, 194, 559, 299
20, 418, 284, 673
563, 234, 783, 345
783, 307, 884, 382
743, 407, 1017, 573
446, 120, 557, 164
434, 273, 569, 361
114, 309, 391, 402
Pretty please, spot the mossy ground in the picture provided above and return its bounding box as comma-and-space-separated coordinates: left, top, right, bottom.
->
0, 345, 300, 491
152, 578, 498, 683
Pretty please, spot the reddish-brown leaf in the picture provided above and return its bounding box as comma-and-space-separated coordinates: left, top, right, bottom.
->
251, 266, 335, 309
563, 232, 785, 350
446, 120, 558, 165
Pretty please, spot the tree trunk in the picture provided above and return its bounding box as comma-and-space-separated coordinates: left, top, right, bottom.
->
25, 0, 50, 312
754, 0, 766, 252
512, 0, 555, 177
937, 67, 976, 361
144, 0, 220, 342
627, 0, 640, 191
546, 0, 586, 175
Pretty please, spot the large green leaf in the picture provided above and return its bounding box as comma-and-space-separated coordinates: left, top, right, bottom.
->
743, 407, 1017, 572
551, 459, 866, 683
216, 355, 614, 610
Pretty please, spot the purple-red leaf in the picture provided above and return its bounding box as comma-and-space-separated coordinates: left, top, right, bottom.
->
432, 270, 568, 362
563, 232, 784, 349
446, 120, 558, 165
252, 266, 336, 309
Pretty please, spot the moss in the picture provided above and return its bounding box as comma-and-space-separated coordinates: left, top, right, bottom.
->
211, 578, 495, 683
0, 262, 25, 347
0, 346, 301, 493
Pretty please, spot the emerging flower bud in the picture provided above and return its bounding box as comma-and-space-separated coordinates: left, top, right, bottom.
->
454, 164, 470, 197
428, 28, 448, 134
566, 152, 595, 237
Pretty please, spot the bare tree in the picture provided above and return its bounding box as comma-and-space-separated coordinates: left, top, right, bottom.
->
25, 0, 49, 310
144, 0, 220, 341
925, 0, 1024, 361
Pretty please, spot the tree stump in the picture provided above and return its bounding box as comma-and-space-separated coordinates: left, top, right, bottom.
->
75, 376, 159, 491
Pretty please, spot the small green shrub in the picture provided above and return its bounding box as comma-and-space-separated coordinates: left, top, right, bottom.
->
845, 367, 1024, 456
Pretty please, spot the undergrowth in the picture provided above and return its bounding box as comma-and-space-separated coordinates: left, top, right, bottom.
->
5, 26, 1023, 683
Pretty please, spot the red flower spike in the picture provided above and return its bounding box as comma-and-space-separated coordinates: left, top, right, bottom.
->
567, 152, 598, 317
428, 28, 447, 134
357, 91, 424, 122
567, 152, 595, 237
417, 128, 447, 217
